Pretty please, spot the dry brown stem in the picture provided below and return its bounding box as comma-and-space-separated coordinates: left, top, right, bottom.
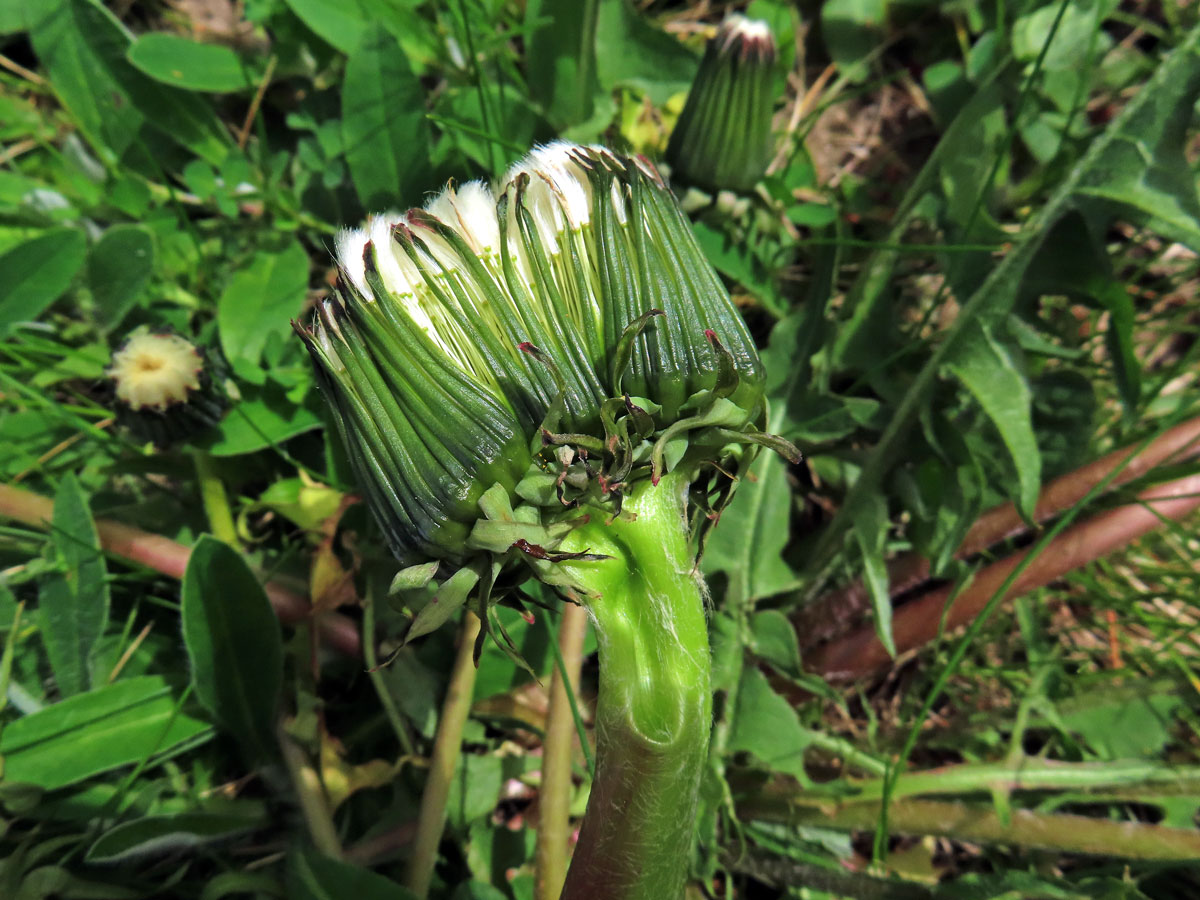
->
807, 472, 1200, 680
795, 415, 1200, 650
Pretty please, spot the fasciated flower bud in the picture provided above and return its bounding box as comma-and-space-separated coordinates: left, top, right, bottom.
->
107, 328, 227, 447
298, 142, 789, 580
666, 15, 778, 193
296, 292, 532, 566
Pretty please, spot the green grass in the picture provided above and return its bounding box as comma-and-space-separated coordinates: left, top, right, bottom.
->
2, 1, 1200, 898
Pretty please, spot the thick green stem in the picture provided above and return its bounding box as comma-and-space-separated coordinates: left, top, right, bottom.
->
557, 473, 711, 900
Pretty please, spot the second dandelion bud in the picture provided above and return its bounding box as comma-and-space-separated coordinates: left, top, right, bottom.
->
667, 14, 779, 193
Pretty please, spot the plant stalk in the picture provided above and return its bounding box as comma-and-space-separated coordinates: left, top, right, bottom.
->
556, 473, 711, 900
795, 414, 1200, 648
406, 610, 481, 899
278, 725, 343, 859
535, 601, 589, 900
0, 482, 361, 657
740, 792, 1200, 861
808, 757, 1200, 805
809, 472, 1200, 680
193, 451, 238, 545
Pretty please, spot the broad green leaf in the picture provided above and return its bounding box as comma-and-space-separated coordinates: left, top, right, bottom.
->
287, 849, 418, 900
436, 84, 546, 173
1019, 211, 1139, 413
0, 676, 212, 790
1157, 797, 1200, 831
849, 492, 894, 658
198, 383, 323, 457
1012, 2, 1108, 70
341, 27, 432, 211
380, 648, 439, 738
937, 97, 1008, 240
30, 0, 229, 166
750, 609, 802, 677
472, 605, 555, 702
1072, 40, 1200, 253
0, 170, 51, 212
789, 394, 882, 443
200, 872, 288, 900
255, 477, 344, 532
86, 812, 263, 863
805, 23, 1200, 574
127, 33, 250, 93
830, 74, 1006, 368
1088, 280, 1140, 414
38, 474, 109, 696
1031, 371, 1097, 480
88, 224, 154, 329
701, 279, 835, 605
0, 411, 75, 480
181, 536, 283, 762
1061, 693, 1182, 760
0, 0, 58, 35
692, 221, 784, 316
701, 451, 797, 605
525, 0, 599, 128
786, 203, 838, 229
900, 447, 982, 576
821, 0, 888, 81
445, 754, 503, 829
944, 321, 1041, 521
283, 0, 425, 55
464, 815, 535, 896
282, 0, 367, 54
594, 0, 697, 103
403, 566, 480, 644
216, 240, 309, 370
728, 666, 811, 783
0, 229, 86, 338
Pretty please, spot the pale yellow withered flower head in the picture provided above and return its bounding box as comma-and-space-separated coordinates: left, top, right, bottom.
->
108, 330, 203, 411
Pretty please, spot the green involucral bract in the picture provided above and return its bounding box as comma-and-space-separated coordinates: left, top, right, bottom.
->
666, 15, 778, 194
296, 141, 797, 899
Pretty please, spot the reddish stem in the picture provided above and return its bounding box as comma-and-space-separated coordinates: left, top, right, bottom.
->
807, 473, 1200, 680
0, 482, 361, 658
795, 415, 1200, 648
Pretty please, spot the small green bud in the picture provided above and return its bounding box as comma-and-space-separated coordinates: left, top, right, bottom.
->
666, 15, 778, 193
107, 327, 227, 447
298, 142, 792, 593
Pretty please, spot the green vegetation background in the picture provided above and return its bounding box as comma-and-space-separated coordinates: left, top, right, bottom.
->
2, 0, 1200, 898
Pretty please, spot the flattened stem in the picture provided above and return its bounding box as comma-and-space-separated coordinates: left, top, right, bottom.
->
556, 473, 712, 900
